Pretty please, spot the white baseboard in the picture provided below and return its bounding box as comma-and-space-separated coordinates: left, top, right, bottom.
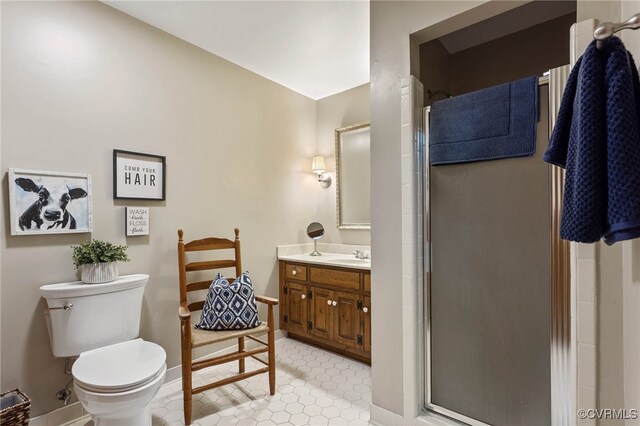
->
414, 412, 462, 426
28, 402, 84, 426
30, 331, 287, 426
369, 403, 467, 426
370, 403, 405, 425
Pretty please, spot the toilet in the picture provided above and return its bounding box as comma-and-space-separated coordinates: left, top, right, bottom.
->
40, 274, 166, 426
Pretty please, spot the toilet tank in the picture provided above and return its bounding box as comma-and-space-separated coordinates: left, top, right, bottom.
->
40, 274, 149, 358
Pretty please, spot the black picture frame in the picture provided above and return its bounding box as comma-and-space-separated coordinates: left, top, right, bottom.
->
113, 149, 166, 201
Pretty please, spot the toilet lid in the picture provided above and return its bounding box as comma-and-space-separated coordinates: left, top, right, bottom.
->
72, 339, 166, 393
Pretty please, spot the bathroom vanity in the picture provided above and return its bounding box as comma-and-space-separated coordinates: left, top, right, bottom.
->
277, 249, 371, 363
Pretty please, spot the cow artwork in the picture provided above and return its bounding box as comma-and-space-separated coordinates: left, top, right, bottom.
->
9, 169, 92, 235
15, 178, 87, 230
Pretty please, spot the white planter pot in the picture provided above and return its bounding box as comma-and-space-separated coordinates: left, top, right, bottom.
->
80, 262, 119, 284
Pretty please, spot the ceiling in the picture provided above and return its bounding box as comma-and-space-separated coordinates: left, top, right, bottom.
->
103, 1, 370, 100
438, 0, 576, 54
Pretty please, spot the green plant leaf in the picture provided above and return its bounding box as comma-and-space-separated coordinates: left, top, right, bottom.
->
71, 240, 131, 269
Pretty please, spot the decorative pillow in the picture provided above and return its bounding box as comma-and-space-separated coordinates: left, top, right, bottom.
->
196, 272, 261, 331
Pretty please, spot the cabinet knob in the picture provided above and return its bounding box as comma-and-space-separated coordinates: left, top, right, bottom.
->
292, 269, 297, 275
332, 301, 337, 307
301, 294, 306, 300
363, 307, 369, 313
327, 300, 332, 305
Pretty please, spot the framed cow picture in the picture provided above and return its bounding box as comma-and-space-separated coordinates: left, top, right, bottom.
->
8, 168, 92, 236
113, 150, 166, 201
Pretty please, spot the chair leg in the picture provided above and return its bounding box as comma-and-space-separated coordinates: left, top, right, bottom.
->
238, 337, 245, 373
267, 306, 276, 395
181, 326, 193, 425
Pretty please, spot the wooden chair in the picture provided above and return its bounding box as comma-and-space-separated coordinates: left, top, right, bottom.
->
177, 228, 278, 425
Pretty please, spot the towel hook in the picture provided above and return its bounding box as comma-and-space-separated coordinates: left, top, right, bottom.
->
594, 13, 640, 49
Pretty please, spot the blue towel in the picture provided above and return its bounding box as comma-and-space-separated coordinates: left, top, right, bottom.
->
544, 37, 640, 245
429, 76, 538, 165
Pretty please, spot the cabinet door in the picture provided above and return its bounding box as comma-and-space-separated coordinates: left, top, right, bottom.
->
332, 291, 360, 350
310, 286, 333, 340
285, 282, 308, 335
363, 295, 371, 354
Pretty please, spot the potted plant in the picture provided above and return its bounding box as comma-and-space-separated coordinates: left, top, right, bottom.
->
72, 240, 130, 284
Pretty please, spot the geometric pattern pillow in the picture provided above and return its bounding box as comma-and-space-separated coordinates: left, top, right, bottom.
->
195, 272, 261, 331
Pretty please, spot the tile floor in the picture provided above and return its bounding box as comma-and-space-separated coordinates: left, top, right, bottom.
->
68, 337, 371, 426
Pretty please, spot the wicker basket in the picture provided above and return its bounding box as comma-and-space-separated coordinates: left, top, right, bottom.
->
0, 389, 30, 426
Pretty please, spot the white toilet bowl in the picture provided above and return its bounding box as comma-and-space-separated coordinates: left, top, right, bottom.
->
72, 339, 166, 426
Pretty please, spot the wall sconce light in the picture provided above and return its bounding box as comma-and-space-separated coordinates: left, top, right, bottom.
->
312, 155, 331, 188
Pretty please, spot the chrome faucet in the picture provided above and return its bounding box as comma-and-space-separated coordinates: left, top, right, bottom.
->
353, 249, 371, 260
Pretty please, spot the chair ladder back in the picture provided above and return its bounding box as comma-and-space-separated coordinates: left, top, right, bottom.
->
178, 228, 243, 308
188, 300, 205, 312
185, 259, 237, 272
177, 229, 188, 306
186, 280, 215, 292
234, 227, 242, 277
176, 226, 278, 426
186, 277, 238, 293
184, 237, 235, 251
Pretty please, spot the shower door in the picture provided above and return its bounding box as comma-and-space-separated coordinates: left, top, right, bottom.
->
423, 71, 570, 426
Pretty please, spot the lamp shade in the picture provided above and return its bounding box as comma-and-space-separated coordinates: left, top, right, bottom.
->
312, 155, 326, 174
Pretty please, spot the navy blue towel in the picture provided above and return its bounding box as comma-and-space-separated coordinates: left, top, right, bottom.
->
429, 76, 538, 165
544, 37, 640, 245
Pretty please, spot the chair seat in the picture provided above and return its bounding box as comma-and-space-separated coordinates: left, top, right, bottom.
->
191, 321, 269, 348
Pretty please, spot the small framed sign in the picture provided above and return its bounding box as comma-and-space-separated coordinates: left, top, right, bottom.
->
125, 207, 149, 236
113, 150, 166, 200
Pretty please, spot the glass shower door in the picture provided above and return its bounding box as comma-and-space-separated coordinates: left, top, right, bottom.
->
423, 80, 556, 426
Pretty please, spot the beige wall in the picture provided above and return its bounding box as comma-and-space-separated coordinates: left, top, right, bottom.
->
369, 1, 535, 418
578, 0, 621, 22
371, 0, 640, 422
584, 0, 640, 420
616, 3, 640, 417
315, 84, 370, 246
620, 3, 640, 413
597, 243, 625, 425
0, 1, 323, 416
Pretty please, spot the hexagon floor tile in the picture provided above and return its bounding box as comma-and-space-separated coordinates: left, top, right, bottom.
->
65, 337, 371, 426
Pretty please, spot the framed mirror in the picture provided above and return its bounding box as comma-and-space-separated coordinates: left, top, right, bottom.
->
335, 122, 370, 230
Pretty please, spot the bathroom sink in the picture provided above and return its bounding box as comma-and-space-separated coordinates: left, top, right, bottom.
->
331, 258, 371, 265
278, 253, 371, 270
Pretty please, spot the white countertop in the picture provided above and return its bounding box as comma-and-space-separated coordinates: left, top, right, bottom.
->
277, 244, 371, 271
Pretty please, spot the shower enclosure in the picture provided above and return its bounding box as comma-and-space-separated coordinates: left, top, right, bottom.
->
421, 67, 571, 425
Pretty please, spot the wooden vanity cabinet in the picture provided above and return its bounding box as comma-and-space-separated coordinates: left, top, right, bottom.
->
363, 295, 371, 354
282, 281, 308, 335
279, 260, 371, 363
310, 285, 333, 340
332, 291, 360, 350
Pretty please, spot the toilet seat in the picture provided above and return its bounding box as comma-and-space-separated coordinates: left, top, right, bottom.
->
72, 339, 166, 394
